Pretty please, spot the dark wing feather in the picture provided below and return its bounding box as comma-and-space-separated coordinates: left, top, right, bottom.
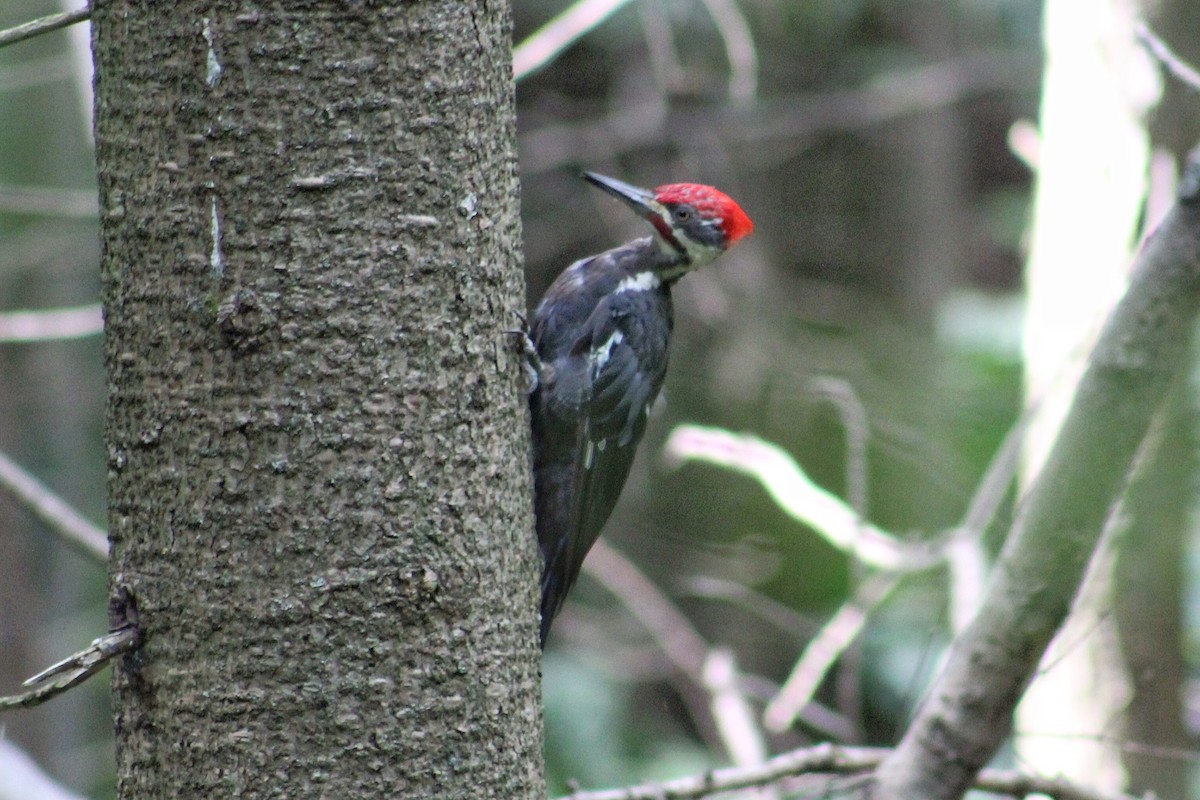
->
533, 285, 672, 644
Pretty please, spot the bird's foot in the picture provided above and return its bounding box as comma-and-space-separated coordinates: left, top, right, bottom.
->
505, 313, 543, 394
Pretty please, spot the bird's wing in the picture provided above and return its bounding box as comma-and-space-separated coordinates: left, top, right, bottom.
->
537, 288, 671, 639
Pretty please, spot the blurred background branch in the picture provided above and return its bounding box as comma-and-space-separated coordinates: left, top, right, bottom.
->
0, 304, 102, 342
514, 0, 637, 80
0, 4, 89, 49
556, 740, 1134, 800
876, 154, 1200, 798
0, 448, 106, 561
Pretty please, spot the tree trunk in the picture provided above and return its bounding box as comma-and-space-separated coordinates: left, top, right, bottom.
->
1119, 2, 1200, 794
93, 3, 543, 798
872, 172, 1200, 798
1013, 0, 1161, 790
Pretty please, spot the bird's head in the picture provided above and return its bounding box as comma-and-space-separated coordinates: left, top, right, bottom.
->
583, 172, 753, 267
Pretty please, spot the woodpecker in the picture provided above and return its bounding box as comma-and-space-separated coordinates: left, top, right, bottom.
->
527, 172, 753, 646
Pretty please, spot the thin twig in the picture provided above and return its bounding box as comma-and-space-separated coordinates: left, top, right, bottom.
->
582, 541, 772, 774
683, 576, 819, 636
956, 412, 1027, 539
664, 425, 940, 571
0, 449, 108, 561
583, 538, 708, 677
0, 740, 86, 800
940, 410, 1028, 631
806, 376, 869, 542
725, 404, 1026, 731
702, 648, 771, 778
0, 185, 98, 218
763, 573, 899, 733
1135, 22, 1200, 94
556, 741, 1136, 800
696, 0, 757, 103
513, 0, 635, 81
0, 304, 103, 342
0, 5, 92, 50
0, 626, 138, 710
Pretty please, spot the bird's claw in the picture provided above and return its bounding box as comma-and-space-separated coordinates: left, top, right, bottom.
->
505, 312, 542, 394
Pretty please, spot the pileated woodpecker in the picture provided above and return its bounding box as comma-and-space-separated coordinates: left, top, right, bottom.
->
526, 172, 753, 645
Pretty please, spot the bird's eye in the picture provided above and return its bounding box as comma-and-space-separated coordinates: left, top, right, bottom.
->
673, 208, 691, 222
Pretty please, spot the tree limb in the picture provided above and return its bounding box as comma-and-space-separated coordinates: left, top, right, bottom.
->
664, 426, 941, 571
1136, 23, 1200, 94
556, 742, 1137, 800
0, 304, 103, 342
0, 448, 108, 561
0, 5, 92, 50
872, 153, 1200, 798
0, 740, 86, 800
0, 625, 139, 711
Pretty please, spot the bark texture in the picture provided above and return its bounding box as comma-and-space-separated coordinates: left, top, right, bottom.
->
94, 3, 542, 798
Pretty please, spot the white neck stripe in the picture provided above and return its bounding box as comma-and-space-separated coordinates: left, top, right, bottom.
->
616, 271, 660, 294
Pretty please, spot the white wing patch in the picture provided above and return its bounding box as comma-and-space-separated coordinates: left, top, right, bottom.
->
591, 329, 624, 370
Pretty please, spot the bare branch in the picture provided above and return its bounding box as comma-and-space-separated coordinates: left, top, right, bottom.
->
683, 576, 818, 636
873, 155, 1200, 799
520, 52, 1035, 175
943, 409, 1029, 631
763, 572, 898, 733
0, 740, 86, 800
582, 541, 773, 775
0, 304, 103, 342
957, 411, 1028, 538
0, 626, 138, 710
559, 742, 879, 800
0, 449, 108, 561
1136, 23, 1200, 94
702, 648, 771, 776
513, 0, 635, 81
584, 538, 708, 676
807, 376, 869, 521
664, 425, 940, 571
555, 741, 1136, 800
0, 185, 98, 218
0, 5, 91, 50
761, 413, 1028, 731
697, 0, 757, 103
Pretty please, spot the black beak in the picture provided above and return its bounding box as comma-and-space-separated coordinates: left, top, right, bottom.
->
582, 172, 659, 219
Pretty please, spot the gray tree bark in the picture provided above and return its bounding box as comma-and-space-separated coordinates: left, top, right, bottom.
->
93, 3, 543, 798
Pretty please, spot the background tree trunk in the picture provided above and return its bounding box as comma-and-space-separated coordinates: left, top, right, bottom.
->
1012, 0, 1155, 787
1113, 4, 1200, 799
93, 3, 543, 798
